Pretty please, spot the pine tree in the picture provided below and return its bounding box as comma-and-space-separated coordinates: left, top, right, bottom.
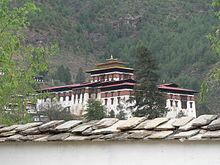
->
54, 65, 72, 84
75, 67, 86, 83
84, 99, 107, 121
131, 46, 167, 119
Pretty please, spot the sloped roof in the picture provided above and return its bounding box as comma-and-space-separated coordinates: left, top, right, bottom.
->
1, 115, 220, 142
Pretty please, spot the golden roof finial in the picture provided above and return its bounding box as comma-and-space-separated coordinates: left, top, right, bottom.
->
110, 54, 113, 59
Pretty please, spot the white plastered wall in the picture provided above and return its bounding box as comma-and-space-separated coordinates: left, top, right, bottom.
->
166, 93, 196, 118
0, 141, 220, 165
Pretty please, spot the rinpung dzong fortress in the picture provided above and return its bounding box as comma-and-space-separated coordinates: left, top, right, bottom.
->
37, 57, 198, 118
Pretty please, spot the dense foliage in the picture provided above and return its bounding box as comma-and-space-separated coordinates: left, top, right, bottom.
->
53, 65, 72, 85
75, 67, 86, 83
130, 46, 167, 118
0, 0, 56, 125
84, 99, 107, 121
11, 0, 220, 113
24, 0, 218, 88
39, 102, 76, 121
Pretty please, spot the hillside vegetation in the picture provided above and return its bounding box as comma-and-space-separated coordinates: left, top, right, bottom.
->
14, 0, 219, 112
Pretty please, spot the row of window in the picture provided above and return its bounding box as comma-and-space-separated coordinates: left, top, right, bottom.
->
170, 100, 193, 109
104, 97, 121, 106
92, 74, 132, 82
44, 93, 99, 104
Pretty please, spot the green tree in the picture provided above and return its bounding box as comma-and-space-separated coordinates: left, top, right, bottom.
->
84, 99, 107, 121
0, 0, 57, 125
75, 67, 85, 83
130, 46, 167, 119
54, 65, 72, 84
200, 0, 220, 102
39, 102, 77, 121
109, 109, 115, 118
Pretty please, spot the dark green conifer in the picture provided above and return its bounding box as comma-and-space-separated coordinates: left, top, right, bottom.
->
75, 67, 86, 83
131, 46, 167, 119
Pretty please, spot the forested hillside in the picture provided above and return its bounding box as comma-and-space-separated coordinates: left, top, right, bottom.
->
14, 0, 219, 112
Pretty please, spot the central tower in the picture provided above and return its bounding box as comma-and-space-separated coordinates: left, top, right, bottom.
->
86, 56, 134, 83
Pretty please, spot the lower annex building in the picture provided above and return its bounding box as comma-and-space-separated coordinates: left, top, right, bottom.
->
37, 57, 198, 118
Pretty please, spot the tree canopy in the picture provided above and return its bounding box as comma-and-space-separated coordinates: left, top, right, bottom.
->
84, 99, 107, 121
0, 0, 57, 125
131, 46, 167, 119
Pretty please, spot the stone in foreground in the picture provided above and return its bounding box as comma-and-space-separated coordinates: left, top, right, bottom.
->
207, 118, 220, 131
94, 118, 118, 129
144, 118, 169, 130
192, 115, 218, 127
38, 120, 65, 132
172, 117, 194, 127
54, 120, 82, 132
117, 117, 146, 130
173, 130, 200, 139
147, 131, 173, 139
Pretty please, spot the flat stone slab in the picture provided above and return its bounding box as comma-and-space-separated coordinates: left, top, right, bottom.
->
0, 125, 19, 133
207, 118, 220, 131
6, 134, 24, 141
15, 122, 42, 132
82, 127, 93, 135
92, 120, 126, 134
65, 135, 101, 141
202, 130, 220, 138
21, 127, 41, 135
54, 120, 82, 132
156, 119, 177, 130
71, 120, 97, 133
188, 130, 207, 141
173, 130, 200, 139
117, 117, 146, 130
172, 117, 194, 127
0, 130, 16, 137
20, 135, 46, 141
34, 135, 51, 142
94, 118, 119, 129
47, 133, 70, 141
38, 120, 65, 132
179, 119, 196, 131
143, 118, 169, 130
128, 130, 154, 139
192, 115, 218, 127
147, 131, 173, 139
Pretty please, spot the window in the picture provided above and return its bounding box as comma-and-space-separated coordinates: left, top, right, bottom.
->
175, 101, 178, 107
95, 92, 98, 98
105, 92, 108, 97
104, 99, 108, 105
111, 92, 114, 97
78, 93, 80, 99
190, 102, 193, 108
181, 96, 187, 109
44, 98, 47, 102
63, 96, 66, 101
118, 91, 121, 96
82, 93, 84, 103
74, 94, 76, 104
111, 98, 114, 105
69, 95, 72, 101
89, 93, 91, 98
117, 97, 121, 104
170, 100, 173, 107
112, 74, 114, 80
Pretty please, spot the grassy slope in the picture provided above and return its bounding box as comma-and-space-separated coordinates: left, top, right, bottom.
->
21, 0, 218, 95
